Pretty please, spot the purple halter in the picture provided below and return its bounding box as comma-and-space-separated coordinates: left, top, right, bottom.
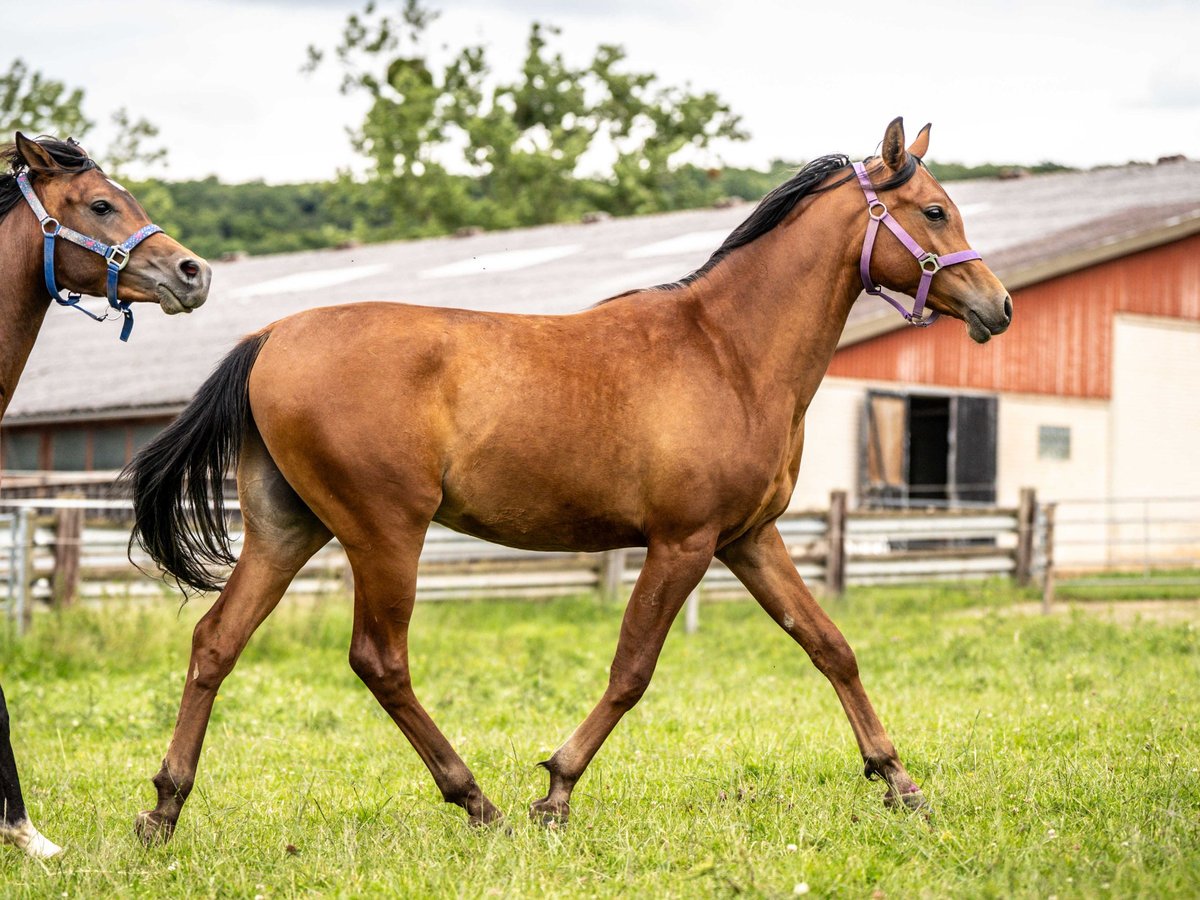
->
853, 161, 981, 327
17, 170, 162, 342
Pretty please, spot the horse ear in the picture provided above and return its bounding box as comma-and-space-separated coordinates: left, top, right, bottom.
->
907, 123, 932, 159
14, 132, 57, 174
881, 117, 908, 171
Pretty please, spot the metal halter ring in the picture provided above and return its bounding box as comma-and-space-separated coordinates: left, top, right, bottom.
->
40, 217, 61, 237
918, 252, 942, 275
868, 200, 888, 221
106, 246, 131, 270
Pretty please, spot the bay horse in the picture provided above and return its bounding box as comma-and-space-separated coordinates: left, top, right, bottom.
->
0, 133, 211, 857
128, 118, 1010, 843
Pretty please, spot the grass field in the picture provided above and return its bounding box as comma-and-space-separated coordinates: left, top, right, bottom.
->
1, 583, 1197, 898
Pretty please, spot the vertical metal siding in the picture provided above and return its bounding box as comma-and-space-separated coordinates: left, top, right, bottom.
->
828, 233, 1200, 398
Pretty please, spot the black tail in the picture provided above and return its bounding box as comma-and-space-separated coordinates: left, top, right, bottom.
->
125, 332, 270, 594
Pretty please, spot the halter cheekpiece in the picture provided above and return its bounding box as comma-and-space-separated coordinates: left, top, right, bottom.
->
17, 170, 162, 342
853, 161, 981, 327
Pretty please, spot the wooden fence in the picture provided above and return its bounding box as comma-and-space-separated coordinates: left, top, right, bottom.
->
2, 490, 1042, 634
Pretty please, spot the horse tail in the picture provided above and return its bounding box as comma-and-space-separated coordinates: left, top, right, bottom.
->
126, 331, 270, 594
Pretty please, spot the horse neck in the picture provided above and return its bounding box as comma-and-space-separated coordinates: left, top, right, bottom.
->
0, 210, 52, 420
687, 191, 865, 414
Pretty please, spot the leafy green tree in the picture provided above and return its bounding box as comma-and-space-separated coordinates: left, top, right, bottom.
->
1, 59, 169, 183
307, 0, 746, 234
0, 58, 91, 139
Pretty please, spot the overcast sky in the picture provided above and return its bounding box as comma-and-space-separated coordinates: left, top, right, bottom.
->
5, 0, 1198, 183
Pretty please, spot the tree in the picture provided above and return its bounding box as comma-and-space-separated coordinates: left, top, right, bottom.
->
1, 59, 168, 185
0, 59, 91, 139
307, 0, 747, 234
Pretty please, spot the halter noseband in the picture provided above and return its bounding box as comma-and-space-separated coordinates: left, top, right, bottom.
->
17, 170, 163, 342
853, 161, 981, 327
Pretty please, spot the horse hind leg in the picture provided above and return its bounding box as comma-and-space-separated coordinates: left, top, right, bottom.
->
344, 528, 502, 826
136, 431, 331, 845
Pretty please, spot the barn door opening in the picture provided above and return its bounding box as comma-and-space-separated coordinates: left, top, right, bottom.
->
861, 391, 997, 507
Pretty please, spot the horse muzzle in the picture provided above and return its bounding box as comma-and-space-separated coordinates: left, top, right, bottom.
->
155, 257, 211, 314
963, 292, 1012, 344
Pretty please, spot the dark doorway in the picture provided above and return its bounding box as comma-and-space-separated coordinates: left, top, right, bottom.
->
908, 396, 951, 503
861, 391, 997, 507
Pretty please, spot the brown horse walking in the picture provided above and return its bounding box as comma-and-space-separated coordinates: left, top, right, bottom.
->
128, 118, 1010, 843
0, 133, 210, 856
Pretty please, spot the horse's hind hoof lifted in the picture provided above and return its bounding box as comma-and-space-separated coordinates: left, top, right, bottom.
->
134, 810, 176, 846
529, 797, 570, 829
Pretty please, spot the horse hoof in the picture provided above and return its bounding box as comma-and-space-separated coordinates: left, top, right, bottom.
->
467, 802, 505, 828
884, 786, 930, 816
134, 810, 176, 846
529, 799, 569, 829
1, 819, 63, 858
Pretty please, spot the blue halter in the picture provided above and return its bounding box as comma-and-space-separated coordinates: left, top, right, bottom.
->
17, 170, 162, 342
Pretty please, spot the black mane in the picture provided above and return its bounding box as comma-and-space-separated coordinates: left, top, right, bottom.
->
607, 151, 921, 298
0, 135, 97, 221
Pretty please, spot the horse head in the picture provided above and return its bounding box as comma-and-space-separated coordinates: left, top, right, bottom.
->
12, 132, 210, 317
856, 117, 1011, 343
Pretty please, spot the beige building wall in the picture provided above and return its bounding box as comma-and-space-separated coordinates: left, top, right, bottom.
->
1110, 314, 1200, 499
995, 393, 1111, 507
790, 378, 864, 510
1108, 314, 1200, 566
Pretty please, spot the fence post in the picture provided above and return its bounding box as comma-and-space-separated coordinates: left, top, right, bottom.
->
826, 490, 847, 597
51, 496, 84, 608
1041, 502, 1057, 614
599, 549, 626, 604
684, 587, 700, 634
1015, 487, 1037, 587
14, 508, 33, 636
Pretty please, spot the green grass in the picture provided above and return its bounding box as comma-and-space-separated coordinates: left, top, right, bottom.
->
0, 583, 1197, 898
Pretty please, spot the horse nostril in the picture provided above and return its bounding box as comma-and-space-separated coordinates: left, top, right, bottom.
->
1003, 296, 1013, 322
178, 258, 201, 280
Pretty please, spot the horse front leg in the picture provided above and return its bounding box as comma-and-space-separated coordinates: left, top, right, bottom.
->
0, 683, 62, 858
345, 523, 503, 827
718, 525, 926, 811
532, 532, 717, 826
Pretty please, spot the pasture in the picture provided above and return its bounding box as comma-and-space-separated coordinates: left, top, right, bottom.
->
1, 584, 1197, 898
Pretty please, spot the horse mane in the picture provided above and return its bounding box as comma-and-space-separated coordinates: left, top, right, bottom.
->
600, 151, 921, 302
0, 136, 97, 221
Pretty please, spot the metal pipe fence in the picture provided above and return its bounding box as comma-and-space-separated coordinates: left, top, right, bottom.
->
1036, 496, 1200, 609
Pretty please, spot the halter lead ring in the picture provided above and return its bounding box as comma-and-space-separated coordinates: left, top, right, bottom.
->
17, 171, 162, 342
853, 161, 981, 327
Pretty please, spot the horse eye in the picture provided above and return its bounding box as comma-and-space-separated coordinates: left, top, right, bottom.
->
924, 206, 946, 222
91, 200, 114, 216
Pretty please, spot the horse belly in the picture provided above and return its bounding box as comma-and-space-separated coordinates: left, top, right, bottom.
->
435, 458, 647, 552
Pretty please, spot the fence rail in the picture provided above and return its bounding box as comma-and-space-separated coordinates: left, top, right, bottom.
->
1037, 496, 1200, 608
4, 488, 1197, 634
1, 491, 1040, 633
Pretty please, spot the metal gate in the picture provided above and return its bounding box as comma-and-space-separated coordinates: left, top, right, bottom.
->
1, 508, 32, 636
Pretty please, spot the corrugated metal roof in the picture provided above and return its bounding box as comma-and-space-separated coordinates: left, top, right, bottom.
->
7, 159, 1200, 422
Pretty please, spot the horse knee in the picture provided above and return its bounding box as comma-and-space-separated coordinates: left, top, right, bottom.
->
606, 667, 652, 711
348, 642, 411, 700
809, 633, 859, 682
189, 620, 240, 691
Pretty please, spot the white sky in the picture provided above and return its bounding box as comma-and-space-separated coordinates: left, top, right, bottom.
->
4, 0, 1198, 183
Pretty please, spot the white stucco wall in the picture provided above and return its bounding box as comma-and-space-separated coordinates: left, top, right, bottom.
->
1110, 314, 1200, 499
995, 393, 1111, 507
790, 378, 864, 510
